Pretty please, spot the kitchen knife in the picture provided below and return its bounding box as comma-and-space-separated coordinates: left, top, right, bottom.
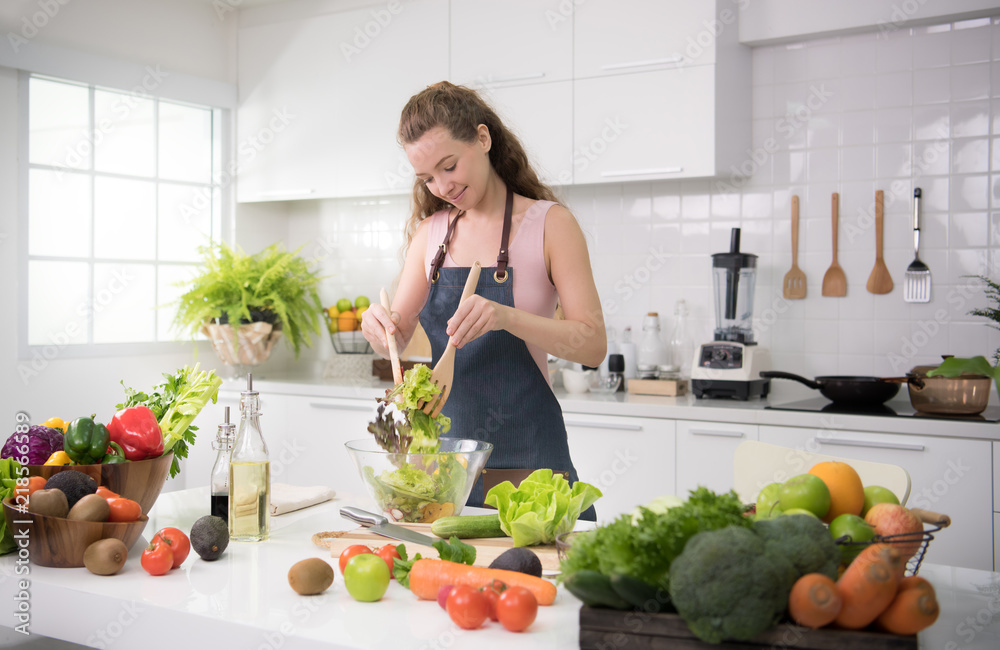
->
340, 506, 439, 547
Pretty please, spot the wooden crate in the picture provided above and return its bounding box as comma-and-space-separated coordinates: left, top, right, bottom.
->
626, 378, 687, 396
579, 607, 916, 649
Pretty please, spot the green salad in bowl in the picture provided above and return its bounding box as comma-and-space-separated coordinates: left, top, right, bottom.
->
347, 365, 493, 523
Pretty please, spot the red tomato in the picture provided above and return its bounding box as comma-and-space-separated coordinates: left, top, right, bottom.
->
107, 498, 142, 523
141, 537, 174, 576
376, 544, 401, 577
156, 527, 191, 569
480, 579, 506, 622
96, 486, 120, 500
338, 545, 373, 573
446, 585, 488, 630
496, 586, 538, 632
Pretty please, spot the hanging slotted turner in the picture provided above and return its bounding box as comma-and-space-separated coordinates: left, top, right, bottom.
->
419, 261, 481, 418
904, 188, 931, 303
782, 195, 806, 299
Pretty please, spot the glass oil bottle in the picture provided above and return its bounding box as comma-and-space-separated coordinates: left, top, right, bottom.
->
210, 406, 236, 522
229, 373, 270, 542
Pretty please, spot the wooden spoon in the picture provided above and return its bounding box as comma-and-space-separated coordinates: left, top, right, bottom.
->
782, 195, 806, 299
822, 192, 847, 297
379, 288, 403, 385
866, 190, 893, 295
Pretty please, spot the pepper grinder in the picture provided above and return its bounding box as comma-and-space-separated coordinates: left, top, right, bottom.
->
210, 406, 236, 522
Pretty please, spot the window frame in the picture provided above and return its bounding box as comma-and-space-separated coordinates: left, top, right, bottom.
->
17, 70, 233, 361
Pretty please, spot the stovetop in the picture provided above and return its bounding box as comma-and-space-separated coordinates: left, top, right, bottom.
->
766, 397, 1000, 423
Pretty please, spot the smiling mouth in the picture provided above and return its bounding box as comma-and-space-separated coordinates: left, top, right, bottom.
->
448, 187, 466, 203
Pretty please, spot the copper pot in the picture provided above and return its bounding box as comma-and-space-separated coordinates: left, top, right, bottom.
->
905, 364, 992, 416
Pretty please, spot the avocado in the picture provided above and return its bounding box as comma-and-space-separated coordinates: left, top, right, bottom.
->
488, 547, 543, 578
44, 471, 98, 509
191, 515, 229, 561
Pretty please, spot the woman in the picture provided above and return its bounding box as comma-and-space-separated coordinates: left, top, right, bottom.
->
360, 81, 606, 514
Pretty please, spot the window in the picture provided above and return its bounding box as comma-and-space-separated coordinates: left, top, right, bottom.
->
22, 74, 226, 354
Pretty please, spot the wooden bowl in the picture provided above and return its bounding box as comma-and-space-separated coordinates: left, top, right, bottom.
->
25, 452, 173, 515
2, 497, 148, 568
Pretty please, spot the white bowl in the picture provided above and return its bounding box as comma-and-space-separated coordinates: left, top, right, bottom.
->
563, 368, 595, 394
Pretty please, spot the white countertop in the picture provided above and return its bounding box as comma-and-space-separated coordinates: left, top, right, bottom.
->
229, 370, 1000, 441
1, 487, 998, 649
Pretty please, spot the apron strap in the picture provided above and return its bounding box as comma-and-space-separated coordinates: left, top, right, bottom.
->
428, 186, 514, 285
428, 207, 464, 285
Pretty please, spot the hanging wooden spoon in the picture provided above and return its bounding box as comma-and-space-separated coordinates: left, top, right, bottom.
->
866, 190, 893, 294
821, 192, 847, 297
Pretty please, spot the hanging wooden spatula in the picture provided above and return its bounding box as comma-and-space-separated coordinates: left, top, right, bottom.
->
420, 261, 481, 418
782, 195, 806, 299
822, 192, 847, 297
379, 288, 403, 385
866, 190, 893, 295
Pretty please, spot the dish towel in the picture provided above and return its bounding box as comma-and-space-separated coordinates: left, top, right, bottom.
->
270, 483, 336, 516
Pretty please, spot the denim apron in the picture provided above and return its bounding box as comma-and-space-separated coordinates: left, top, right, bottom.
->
418, 188, 595, 520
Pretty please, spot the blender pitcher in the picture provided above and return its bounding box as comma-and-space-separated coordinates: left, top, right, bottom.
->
712, 228, 757, 344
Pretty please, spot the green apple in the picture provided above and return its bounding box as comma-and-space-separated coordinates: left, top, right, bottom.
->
779, 474, 831, 519
862, 485, 900, 517
343, 553, 390, 602
782, 508, 820, 518
829, 513, 876, 563
754, 482, 784, 520
355, 295, 371, 310
336, 298, 353, 313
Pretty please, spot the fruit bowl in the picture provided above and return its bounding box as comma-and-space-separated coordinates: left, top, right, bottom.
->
329, 330, 373, 355
24, 452, 173, 515
2, 497, 148, 568
345, 438, 493, 523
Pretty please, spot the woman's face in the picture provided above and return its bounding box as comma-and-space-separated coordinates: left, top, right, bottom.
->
405, 125, 491, 209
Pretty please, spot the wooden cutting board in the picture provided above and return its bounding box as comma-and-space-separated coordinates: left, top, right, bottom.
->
312, 522, 562, 572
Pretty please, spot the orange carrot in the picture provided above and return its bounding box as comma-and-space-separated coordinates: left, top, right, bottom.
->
408, 559, 557, 606
876, 580, 939, 635
789, 573, 842, 629
835, 544, 903, 629
896, 575, 932, 594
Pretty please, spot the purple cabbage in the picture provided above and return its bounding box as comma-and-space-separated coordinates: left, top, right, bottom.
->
1, 425, 64, 465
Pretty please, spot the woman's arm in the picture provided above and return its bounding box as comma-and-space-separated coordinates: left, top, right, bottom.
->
360, 220, 430, 358
446, 204, 607, 367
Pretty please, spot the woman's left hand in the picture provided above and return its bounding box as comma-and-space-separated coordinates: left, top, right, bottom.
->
446, 295, 507, 348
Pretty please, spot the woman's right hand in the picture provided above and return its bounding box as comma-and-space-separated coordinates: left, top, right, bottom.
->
360, 303, 400, 358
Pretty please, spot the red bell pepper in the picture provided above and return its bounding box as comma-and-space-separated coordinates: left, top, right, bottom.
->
108, 405, 164, 461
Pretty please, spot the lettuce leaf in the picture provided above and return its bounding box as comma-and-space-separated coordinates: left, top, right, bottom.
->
926, 355, 1000, 404
484, 469, 602, 547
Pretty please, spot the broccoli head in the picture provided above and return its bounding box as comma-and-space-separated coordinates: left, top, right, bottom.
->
668, 526, 797, 644
753, 514, 840, 580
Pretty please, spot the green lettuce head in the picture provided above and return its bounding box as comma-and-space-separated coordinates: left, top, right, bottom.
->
484, 469, 602, 547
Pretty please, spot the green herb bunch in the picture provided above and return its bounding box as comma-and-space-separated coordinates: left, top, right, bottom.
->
173, 241, 324, 358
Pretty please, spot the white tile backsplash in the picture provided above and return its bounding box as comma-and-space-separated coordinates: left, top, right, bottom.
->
274, 16, 1000, 378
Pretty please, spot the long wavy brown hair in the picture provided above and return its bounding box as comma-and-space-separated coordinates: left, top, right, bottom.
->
398, 81, 560, 252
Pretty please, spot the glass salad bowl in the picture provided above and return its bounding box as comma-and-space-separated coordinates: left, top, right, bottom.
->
345, 438, 493, 523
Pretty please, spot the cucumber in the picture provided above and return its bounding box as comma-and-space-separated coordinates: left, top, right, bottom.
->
563, 570, 632, 610
609, 573, 672, 613
430, 514, 506, 539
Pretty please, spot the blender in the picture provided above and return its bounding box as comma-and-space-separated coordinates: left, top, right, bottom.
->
690, 228, 771, 400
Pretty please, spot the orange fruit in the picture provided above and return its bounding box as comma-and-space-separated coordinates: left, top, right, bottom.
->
337, 311, 359, 332
809, 461, 865, 523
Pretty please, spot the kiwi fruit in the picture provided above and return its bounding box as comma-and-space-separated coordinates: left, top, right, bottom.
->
44, 471, 98, 509
191, 515, 229, 561
288, 558, 334, 595
68, 493, 110, 522
84, 538, 128, 575
488, 547, 543, 578
27, 488, 69, 518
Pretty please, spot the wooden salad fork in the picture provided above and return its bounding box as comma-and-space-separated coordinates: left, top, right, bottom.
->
420, 261, 481, 418
379, 288, 403, 386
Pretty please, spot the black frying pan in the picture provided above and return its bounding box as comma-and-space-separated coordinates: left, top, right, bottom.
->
760, 371, 900, 406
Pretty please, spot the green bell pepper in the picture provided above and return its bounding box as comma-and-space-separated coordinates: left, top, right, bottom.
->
102, 441, 129, 464
65, 415, 112, 465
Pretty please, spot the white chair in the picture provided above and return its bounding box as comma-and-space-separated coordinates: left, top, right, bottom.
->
733, 440, 912, 506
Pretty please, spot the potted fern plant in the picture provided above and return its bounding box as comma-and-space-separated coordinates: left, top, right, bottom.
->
173, 241, 324, 367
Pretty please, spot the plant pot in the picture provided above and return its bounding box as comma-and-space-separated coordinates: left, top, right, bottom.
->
201, 320, 283, 367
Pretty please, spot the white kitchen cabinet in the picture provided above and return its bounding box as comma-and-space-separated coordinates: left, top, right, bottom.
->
760, 426, 994, 572
477, 81, 573, 186
573, 0, 720, 78
450, 0, 572, 88
675, 420, 758, 497
564, 413, 675, 524
237, 0, 449, 202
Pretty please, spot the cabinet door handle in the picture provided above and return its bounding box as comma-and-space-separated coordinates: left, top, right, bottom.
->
690, 429, 745, 439
601, 55, 684, 71
309, 402, 373, 413
255, 189, 316, 198
814, 435, 925, 452
600, 167, 683, 178
565, 420, 643, 432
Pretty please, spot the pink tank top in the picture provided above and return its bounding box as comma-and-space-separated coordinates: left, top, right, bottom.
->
424, 200, 558, 383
